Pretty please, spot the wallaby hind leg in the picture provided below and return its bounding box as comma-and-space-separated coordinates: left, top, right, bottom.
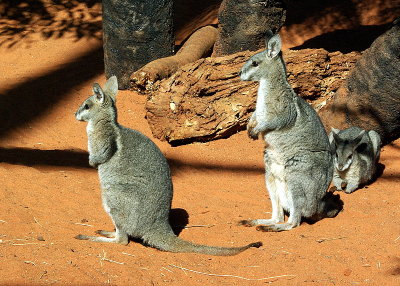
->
239, 174, 284, 227
256, 181, 303, 232
75, 228, 129, 245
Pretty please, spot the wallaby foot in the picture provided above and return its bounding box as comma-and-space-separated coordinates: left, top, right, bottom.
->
345, 183, 358, 194
256, 223, 295, 232
75, 229, 129, 245
256, 212, 300, 232
238, 218, 281, 227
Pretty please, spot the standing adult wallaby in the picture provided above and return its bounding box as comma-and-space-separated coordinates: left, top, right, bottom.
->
329, 127, 381, 193
74, 76, 262, 255
238, 31, 343, 232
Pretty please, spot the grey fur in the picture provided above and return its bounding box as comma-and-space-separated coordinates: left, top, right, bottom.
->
74, 76, 262, 256
238, 32, 342, 232
329, 126, 381, 193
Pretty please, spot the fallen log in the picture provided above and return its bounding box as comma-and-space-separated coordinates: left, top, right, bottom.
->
130, 26, 218, 91
146, 48, 360, 145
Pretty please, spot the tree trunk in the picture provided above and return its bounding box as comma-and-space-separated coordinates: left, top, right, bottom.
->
319, 22, 400, 145
146, 48, 360, 145
102, 0, 174, 89
213, 0, 286, 56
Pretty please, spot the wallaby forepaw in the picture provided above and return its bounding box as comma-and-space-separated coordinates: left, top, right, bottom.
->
238, 220, 255, 227
247, 128, 259, 140
89, 161, 99, 168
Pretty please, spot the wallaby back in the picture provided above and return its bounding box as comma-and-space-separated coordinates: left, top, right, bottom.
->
75, 76, 262, 255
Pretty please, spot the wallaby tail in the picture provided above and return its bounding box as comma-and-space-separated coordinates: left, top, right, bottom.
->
147, 231, 262, 256
313, 191, 344, 221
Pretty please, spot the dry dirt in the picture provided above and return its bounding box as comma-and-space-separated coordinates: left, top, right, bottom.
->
1, 3, 399, 286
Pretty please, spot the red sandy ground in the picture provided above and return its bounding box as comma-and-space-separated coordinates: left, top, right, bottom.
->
0, 3, 399, 286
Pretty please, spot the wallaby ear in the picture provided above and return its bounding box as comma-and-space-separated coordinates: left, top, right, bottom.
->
103, 75, 118, 101
328, 131, 334, 144
330, 128, 340, 143
354, 130, 366, 146
265, 33, 281, 59
93, 83, 105, 103
331, 127, 340, 134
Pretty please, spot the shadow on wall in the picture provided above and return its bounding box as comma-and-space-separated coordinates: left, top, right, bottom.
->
0, 0, 102, 48
0, 0, 222, 47
282, 0, 399, 51
0, 44, 104, 139
292, 24, 391, 53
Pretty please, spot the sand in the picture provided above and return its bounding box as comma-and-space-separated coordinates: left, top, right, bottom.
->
0, 2, 399, 285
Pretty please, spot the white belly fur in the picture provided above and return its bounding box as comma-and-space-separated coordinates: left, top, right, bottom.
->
269, 161, 293, 211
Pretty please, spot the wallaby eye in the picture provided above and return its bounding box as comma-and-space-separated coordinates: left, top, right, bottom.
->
251, 61, 259, 67
348, 154, 353, 160
84, 104, 90, 110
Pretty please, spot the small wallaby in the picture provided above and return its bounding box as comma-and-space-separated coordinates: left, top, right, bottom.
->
74, 76, 262, 256
329, 126, 382, 193
238, 31, 343, 232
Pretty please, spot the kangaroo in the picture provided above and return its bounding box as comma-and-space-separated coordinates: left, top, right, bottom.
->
329, 127, 381, 193
238, 31, 343, 232
74, 76, 262, 255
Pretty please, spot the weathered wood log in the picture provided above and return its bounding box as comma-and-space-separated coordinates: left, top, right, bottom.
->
130, 26, 218, 91
146, 48, 360, 145
213, 0, 286, 56
103, 0, 174, 89
319, 21, 400, 145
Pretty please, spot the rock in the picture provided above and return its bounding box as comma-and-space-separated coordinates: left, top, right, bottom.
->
319, 21, 400, 145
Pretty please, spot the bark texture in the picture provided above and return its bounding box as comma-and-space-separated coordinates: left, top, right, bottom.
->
213, 0, 286, 56
130, 26, 218, 91
103, 0, 174, 89
146, 48, 360, 145
319, 22, 400, 144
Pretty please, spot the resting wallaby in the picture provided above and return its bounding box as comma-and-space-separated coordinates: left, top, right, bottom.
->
238, 32, 343, 232
74, 76, 262, 256
329, 127, 381, 193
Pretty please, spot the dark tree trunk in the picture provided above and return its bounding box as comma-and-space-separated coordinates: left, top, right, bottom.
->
213, 0, 286, 56
102, 0, 174, 89
319, 21, 400, 145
